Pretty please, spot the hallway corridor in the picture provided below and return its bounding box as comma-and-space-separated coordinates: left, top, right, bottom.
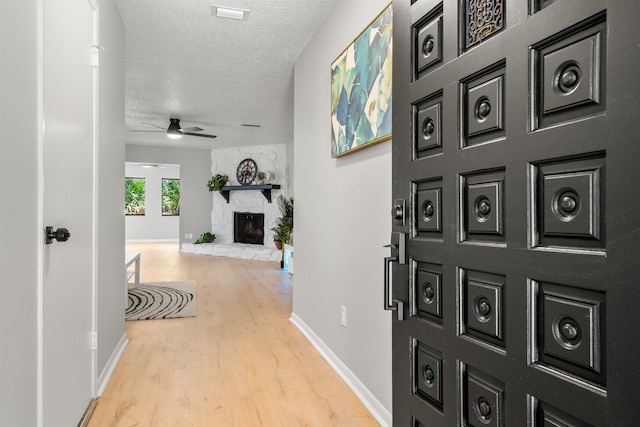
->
89, 243, 378, 426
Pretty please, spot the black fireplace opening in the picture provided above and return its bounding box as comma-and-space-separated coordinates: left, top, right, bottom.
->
234, 212, 265, 245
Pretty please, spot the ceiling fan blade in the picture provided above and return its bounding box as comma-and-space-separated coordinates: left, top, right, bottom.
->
132, 120, 214, 138
139, 122, 167, 130
183, 132, 217, 139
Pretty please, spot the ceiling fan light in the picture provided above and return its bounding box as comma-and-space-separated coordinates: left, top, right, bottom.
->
167, 118, 183, 138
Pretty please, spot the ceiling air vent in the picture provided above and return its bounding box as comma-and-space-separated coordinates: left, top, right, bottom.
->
211, 5, 250, 21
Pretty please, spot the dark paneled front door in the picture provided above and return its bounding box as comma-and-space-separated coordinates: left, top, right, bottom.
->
390, 0, 640, 425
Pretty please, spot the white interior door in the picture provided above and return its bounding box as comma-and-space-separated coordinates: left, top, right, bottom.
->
42, 0, 97, 424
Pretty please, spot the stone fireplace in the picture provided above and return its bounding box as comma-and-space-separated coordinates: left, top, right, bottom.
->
208, 143, 289, 248
180, 143, 289, 262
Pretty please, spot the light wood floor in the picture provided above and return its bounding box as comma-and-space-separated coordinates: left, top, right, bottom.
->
89, 243, 379, 426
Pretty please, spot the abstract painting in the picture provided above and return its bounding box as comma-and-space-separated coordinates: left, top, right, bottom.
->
331, 3, 393, 157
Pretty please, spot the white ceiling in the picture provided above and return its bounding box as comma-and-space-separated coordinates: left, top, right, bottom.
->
115, 0, 337, 149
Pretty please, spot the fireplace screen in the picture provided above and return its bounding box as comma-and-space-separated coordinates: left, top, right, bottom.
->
234, 212, 265, 245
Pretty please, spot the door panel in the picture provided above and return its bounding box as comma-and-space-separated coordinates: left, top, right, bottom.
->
43, 0, 96, 424
391, 0, 640, 425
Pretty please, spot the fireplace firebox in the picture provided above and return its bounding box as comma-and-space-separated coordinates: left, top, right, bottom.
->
234, 212, 265, 245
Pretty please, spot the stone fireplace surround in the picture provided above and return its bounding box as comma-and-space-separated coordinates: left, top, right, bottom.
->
181, 143, 289, 262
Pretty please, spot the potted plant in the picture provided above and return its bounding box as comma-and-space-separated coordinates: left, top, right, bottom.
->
194, 232, 216, 244
270, 195, 293, 265
207, 174, 229, 191
271, 222, 289, 250
256, 171, 266, 185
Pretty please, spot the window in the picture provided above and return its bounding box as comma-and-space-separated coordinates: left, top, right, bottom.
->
125, 177, 146, 215
162, 178, 180, 216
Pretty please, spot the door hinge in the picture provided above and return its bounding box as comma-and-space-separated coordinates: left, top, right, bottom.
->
91, 44, 104, 66
91, 331, 97, 350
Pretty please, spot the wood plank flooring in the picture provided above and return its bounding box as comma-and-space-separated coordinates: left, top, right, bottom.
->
89, 243, 378, 426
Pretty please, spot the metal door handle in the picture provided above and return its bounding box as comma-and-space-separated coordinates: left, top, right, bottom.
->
45, 226, 70, 244
384, 256, 404, 321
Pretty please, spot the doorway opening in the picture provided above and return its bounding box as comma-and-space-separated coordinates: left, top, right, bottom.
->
125, 162, 180, 242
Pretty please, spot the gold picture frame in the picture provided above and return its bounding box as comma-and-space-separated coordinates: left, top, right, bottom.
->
330, 3, 393, 158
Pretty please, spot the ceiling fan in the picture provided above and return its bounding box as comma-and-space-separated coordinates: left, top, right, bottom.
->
132, 118, 217, 139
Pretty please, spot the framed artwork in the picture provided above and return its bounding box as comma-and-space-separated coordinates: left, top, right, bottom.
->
330, 3, 393, 158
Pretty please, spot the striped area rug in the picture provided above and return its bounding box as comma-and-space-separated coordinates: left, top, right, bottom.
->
126, 281, 196, 320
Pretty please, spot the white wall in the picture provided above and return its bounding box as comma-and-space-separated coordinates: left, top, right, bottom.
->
125, 163, 180, 241
96, 0, 127, 381
293, 0, 392, 422
0, 1, 39, 424
126, 145, 213, 247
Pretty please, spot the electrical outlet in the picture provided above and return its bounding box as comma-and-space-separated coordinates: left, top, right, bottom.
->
341, 306, 347, 327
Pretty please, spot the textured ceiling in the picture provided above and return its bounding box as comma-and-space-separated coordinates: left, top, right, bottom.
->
116, 0, 337, 149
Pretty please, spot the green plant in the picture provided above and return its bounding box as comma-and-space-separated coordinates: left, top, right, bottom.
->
125, 177, 146, 215
271, 195, 294, 243
194, 232, 216, 244
207, 174, 229, 191
256, 171, 266, 181
271, 221, 290, 244
162, 178, 180, 215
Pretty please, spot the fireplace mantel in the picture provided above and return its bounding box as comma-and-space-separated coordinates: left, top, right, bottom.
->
218, 184, 281, 203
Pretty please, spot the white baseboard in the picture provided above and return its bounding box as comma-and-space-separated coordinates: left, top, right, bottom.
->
290, 313, 391, 427
95, 333, 129, 397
